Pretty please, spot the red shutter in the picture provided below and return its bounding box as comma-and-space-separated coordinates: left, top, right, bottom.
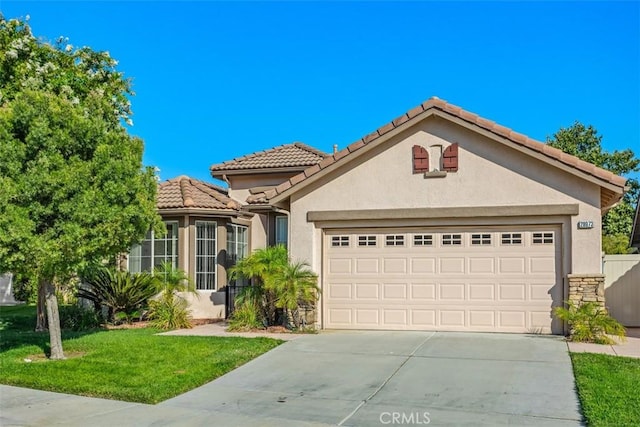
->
412, 145, 429, 174
442, 143, 458, 172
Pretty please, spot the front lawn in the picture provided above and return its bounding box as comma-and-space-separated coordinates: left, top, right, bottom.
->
0, 305, 282, 403
571, 353, 640, 426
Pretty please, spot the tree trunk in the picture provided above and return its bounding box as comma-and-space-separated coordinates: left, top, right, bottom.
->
44, 280, 65, 360
35, 279, 47, 332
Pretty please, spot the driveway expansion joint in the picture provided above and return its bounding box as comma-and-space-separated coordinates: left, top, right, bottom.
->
337, 332, 436, 426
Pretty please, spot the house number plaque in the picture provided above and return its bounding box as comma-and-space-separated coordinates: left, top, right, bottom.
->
577, 221, 594, 229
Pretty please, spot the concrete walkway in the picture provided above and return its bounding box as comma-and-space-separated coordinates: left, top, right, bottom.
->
1, 331, 582, 426
566, 329, 640, 358
159, 322, 305, 341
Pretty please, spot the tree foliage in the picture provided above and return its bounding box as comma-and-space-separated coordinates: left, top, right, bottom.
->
547, 121, 639, 250
0, 15, 161, 358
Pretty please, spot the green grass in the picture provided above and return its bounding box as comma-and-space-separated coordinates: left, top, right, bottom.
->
0, 305, 282, 403
571, 353, 640, 426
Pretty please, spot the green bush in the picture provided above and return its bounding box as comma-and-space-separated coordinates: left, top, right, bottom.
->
59, 305, 104, 331
554, 301, 626, 344
148, 295, 192, 330
227, 302, 264, 331
229, 245, 319, 328
78, 267, 159, 323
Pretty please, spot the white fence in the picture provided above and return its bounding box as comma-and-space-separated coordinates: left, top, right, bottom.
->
0, 273, 20, 305
603, 254, 640, 327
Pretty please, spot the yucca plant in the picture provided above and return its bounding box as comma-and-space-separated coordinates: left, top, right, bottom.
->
554, 301, 626, 344
78, 267, 159, 323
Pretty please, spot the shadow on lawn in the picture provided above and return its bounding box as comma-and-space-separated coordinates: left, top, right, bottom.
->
0, 305, 106, 357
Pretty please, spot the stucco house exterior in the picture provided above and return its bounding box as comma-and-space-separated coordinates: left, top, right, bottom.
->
135, 97, 626, 335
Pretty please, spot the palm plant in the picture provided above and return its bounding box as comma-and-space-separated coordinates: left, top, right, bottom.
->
78, 267, 159, 323
229, 245, 319, 329
148, 262, 196, 330
271, 261, 319, 328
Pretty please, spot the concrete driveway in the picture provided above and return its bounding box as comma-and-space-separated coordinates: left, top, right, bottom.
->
1, 331, 582, 426
162, 331, 582, 426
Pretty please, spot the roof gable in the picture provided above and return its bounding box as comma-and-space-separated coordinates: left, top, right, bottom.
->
157, 176, 241, 211
210, 142, 327, 176
267, 97, 626, 210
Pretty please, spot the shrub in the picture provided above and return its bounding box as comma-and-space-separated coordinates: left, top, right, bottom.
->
147, 262, 195, 330
78, 267, 159, 323
227, 302, 264, 331
59, 305, 104, 331
554, 301, 626, 344
148, 296, 192, 330
229, 245, 319, 329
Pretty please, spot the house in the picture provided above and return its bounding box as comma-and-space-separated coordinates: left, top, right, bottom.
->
631, 201, 640, 252
137, 97, 626, 334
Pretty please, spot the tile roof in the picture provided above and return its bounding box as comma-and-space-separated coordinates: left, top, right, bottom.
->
267, 97, 627, 204
157, 176, 241, 211
210, 142, 328, 174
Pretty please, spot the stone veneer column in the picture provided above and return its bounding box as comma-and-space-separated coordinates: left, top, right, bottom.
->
567, 274, 605, 308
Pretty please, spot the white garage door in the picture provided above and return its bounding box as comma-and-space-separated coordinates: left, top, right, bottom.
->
323, 227, 562, 334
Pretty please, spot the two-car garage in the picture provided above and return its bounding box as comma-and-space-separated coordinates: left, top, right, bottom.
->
323, 227, 563, 334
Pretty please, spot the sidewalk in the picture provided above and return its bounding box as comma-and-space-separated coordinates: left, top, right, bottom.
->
566, 328, 640, 358
158, 322, 306, 341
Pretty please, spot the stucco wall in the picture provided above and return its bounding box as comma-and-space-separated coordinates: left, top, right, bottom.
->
288, 116, 602, 279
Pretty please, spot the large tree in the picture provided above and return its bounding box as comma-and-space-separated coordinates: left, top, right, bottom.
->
0, 16, 161, 358
547, 121, 639, 253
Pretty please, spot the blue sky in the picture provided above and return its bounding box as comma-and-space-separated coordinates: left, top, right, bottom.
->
2, 1, 639, 184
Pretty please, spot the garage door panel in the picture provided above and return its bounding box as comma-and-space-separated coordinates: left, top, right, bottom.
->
440, 258, 465, 274
439, 283, 465, 300
327, 308, 352, 325
499, 283, 527, 301
499, 311, 527, 328
383, 283, 407, 299
499, 257, 526, 273
469, 311, 496, 327
355, 258, 379, 274
324, 228, 561, 333
356, 309, 379, 325
355, 283, 379, 300
412, 310, 436, 326
383, 258, 407, 274
328, 258, 352, 274
410, 283, 436, 300
530, 257, 555, 274
328, 283, 352, 299
469, 257, 495, 274
440, 311, 465, 327
411, 258, 436, 273
469, 284, 495, 300
383, 309, 407, 326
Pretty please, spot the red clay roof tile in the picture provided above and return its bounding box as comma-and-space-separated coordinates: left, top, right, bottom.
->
157, 176, 241, 211
210, 142, 327, 173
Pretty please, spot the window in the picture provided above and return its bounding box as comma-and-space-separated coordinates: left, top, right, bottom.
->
358, 235, 377, 247
533, 232, 554, 244
471, 233, 491, 245
413, 234, 433, 246
385, 235, 405, 247
275, 216, 288, 248
196, 221, 217, 290
442, 234, 462, 246
227, 224, 248, 266
501, 233, 522, 245
128, 221, 178, 273
331, 236, 350, 247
